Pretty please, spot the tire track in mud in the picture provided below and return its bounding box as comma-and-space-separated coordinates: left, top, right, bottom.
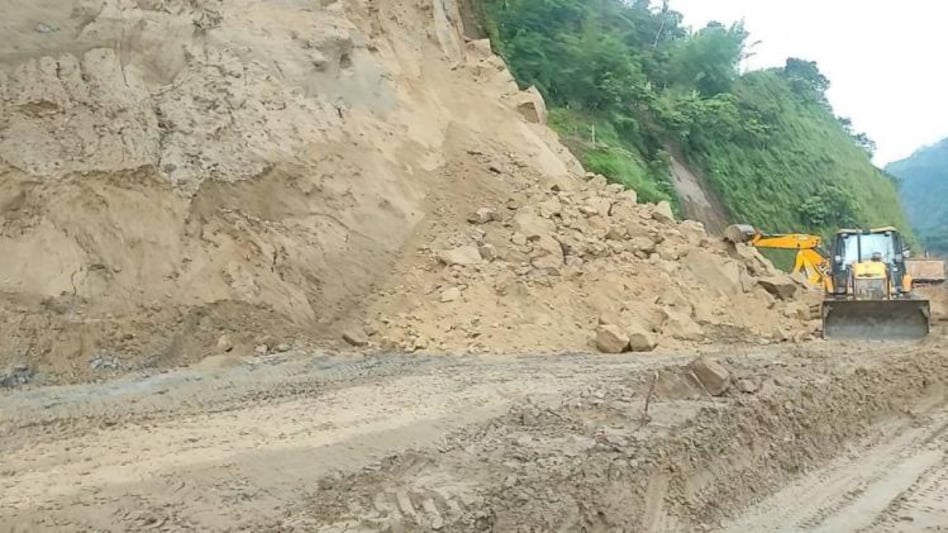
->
270, 342, 948, 532
0, 349, 707, 532
722, 399, 948, 532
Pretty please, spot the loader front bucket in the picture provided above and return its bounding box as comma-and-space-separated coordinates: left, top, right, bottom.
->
822, 298, 931, 341
724, 224, 757, 244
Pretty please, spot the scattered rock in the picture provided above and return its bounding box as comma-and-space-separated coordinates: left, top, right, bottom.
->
582, 197, 612, 218
678, 220, 706, 245
783, 301, 813, 321
440, 287, 462, 303
657, 242, 683, 261
89, 354, 121, 371
513, 85, 548, 124
514, 209, 556, 239
579, 205, 599, 217
276, 343, 292, 352
478, 243, 497, 261
511, 232, 528, 246
467, 207, 497, 224
618, 189, 637, 204
254, 344, 270, 355
771, 325, 791, 342
604, 227, 626, 241
661, 308, 704, 341
689, 357, 731, 396
342, 330, 369, 347
530, 234, 564, 271
652, 201, 676, 224
0, 365, 32, 388
587, 175, 608, 190
34, 22, 57, 34
438, 245, 484, 266
630, 236, 657, 254
538, 198, 562, 218
626, 324, 657, 352
595, 324, 630, 354
738, 269, 757, 293
735, 378, 759, 394
216, 334, 234, 353
757, 276, 798, 300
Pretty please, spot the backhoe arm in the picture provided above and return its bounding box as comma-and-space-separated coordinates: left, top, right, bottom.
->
748, 234, 823, 250
724, 223, 830, 289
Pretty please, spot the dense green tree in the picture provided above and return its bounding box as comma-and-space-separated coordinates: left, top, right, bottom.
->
783, 57, 830, 102
667, 22, 749, 96
480, 0, 915, 247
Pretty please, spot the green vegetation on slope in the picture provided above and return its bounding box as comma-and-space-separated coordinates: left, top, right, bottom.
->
886, 139, 948, 254
477, 0, 915, 248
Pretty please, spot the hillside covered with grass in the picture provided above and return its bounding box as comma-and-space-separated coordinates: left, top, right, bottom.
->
886, 139, 948, 255
476, 0, 915, 247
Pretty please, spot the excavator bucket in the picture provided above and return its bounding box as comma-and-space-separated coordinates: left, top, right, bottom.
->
822, 298, 931, 340
724, 224, 757, 244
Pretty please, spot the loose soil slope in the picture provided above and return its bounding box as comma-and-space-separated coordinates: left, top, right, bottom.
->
0, 0, 807, 383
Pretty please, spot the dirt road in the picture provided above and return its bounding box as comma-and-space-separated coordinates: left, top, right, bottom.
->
723, 392, 948, 532
3, 339, 947, 532
1, 350, 694, 531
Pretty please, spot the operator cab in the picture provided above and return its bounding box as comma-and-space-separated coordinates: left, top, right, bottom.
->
828, 227, 909, 297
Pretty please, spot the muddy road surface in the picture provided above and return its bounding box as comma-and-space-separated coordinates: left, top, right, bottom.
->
1, 350, 694, 531
2, 338, 947, 532
724, 391, 948, 532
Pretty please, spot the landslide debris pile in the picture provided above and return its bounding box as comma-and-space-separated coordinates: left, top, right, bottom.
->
359, 164, 813, 355
0, 0, 810, 382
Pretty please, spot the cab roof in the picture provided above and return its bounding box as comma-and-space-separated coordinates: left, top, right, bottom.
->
835, 226, 899, 235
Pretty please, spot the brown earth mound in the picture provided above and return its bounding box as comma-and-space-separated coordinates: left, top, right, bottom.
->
0, 0, 810, 384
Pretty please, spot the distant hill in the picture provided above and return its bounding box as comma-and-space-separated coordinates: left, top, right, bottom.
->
886, 139, 948, 254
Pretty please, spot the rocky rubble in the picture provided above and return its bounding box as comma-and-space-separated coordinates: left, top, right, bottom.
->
362, 167, 814, 354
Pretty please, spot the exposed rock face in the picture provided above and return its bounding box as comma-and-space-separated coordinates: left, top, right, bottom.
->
0, 0, 808, 383
596, 325, 630, 354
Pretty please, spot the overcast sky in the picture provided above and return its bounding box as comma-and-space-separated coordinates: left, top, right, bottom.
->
668, 0, 948, 166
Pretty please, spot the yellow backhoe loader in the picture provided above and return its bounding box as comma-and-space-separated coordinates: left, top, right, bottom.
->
725, 224, 930, 341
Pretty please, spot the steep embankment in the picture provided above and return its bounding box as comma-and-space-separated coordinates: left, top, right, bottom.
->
479, 0, 914, 246
0, 0, 810, 385
887, 138, 948, 254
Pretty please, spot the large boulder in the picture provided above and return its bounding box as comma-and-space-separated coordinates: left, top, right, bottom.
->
342, 329, 369, 347
595, 324, 629, 353
652, 201, 676, 224
757, 276, 798, 300
513, 85, 548, 125
627, 323, 658, 352
682, 251, 742, 297
661, 308, 704, 341
438, 245, 484, 266
531, 235, 565, 272
689, 357, 731, 396
514, 208, 556, 240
